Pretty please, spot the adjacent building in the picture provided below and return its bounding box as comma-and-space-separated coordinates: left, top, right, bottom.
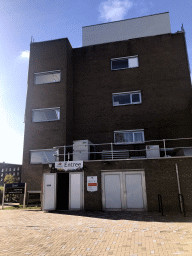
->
0, 163, 22, 186
22, 12, 192, 212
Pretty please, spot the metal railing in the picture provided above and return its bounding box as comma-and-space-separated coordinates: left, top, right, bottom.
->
53, 137, 192, 161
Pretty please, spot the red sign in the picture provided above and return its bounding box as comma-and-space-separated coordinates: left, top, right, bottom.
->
88, 183, 97, 186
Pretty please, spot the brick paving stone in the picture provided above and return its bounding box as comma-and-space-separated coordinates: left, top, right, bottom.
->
0, 210, 192, 255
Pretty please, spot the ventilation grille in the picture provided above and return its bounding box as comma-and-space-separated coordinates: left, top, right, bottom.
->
102, 150, 129, 160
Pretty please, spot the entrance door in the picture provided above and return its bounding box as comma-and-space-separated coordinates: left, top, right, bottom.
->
42, 173, 56, 211
102, 171, 147, 211
57, 173, 69, 210
56, 172, 84, 210
69, 173, 84, 210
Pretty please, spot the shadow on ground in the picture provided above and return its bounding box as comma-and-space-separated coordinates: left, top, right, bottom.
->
47, 210, 192, 223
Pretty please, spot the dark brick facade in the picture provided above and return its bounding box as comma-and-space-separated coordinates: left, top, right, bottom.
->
82, 157, 192, 212
41, 156, 192, 212
73, 33, 192, 143
22, 28, 192, 211
23, 38, 73, 190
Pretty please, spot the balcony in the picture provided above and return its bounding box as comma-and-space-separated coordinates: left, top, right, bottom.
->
53, 137, 192, 162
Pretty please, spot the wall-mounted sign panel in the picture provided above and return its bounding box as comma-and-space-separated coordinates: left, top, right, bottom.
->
55, 161, 83, 171
87, 176, 98, 192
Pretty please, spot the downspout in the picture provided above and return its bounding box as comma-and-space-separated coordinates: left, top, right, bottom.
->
175, 164, 183, 212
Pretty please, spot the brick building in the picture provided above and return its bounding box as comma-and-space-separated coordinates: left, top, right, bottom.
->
22, 12, 192, 212
0, 163, 22, 186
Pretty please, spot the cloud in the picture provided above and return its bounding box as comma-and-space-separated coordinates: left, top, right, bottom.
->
99, 0, 133, 22
20, 50, 30, 59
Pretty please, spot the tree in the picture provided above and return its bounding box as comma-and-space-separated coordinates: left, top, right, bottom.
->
4, 174, 15, 184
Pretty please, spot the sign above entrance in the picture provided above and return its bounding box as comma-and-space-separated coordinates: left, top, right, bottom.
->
55, 161, 83, 171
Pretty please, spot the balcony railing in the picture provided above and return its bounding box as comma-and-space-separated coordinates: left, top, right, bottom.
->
53, 137, 192, 161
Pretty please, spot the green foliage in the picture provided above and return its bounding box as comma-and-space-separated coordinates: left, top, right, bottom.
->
2, 206, 41, 210
4, 174, 15, 184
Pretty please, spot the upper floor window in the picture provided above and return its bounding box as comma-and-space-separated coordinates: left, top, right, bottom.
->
32, 107, 60, 122
17, 167, 20, 171
1, 169, 4, 172
34, 70, 61, 85
114, 129, 145, 144
111, 56, 138, 70
113, 91, 141, 106
30, 149, 58, 164
9, 168, 11, 172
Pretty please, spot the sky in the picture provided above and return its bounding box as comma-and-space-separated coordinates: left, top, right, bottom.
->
0, 0, 192, 164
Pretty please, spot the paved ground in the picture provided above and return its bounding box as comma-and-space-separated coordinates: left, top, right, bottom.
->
0, 210, 192, 256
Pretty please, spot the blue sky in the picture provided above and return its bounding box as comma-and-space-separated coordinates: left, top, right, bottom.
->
0, 0, 191, 164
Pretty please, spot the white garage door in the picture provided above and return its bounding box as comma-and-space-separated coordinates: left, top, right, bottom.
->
125, 173, 144, 209
104, 174, 122, 209
102, 171, 147, 211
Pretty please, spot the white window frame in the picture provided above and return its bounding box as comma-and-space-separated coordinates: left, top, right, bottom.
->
112, 91, 142, 106
34, 70, 61, 85
111, 56, 139, 70
114, 129, 145, 144
30, 149, 59, 164
32, 107, 60, 123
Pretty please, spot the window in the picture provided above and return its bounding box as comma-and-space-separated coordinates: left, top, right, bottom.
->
2, 169, 4, 172
113, 91, 141, 106
17, 167, 20, 171
111, 56, 138, 70
13, 168, 16, 172
30, 149, 58, 164
17, 172, 20, 176
34, 70, 61, 85
13, 173, 15, 177
9, 168, 11, 172
1, 178, 3, 181
32, 107, 60, 122
114, 129, 145, 144
5, 168, 7, 172
1, 174, 3, 177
